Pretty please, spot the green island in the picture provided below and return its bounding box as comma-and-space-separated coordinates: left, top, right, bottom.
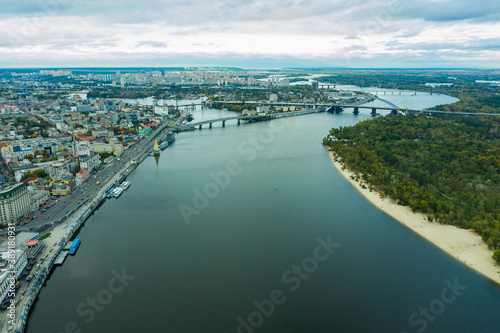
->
323, 115, 500, 264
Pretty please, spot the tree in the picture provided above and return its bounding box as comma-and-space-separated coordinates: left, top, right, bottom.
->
34, 169, 46, 178
21, 171, 33, 180
493, 250, 500, 265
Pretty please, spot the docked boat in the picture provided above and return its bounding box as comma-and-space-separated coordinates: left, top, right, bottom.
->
186, 113, 194, 121
69, 239, 81, 255
114, 188, 124, 198
106, 186, 118, 198
166, 131, 175, 143
159, 141, 169, 150
120, 181, 131, 190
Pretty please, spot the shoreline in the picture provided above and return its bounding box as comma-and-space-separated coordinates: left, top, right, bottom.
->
327, 150, 500, 285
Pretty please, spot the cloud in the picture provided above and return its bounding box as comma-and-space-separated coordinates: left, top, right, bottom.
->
0, 0, 499, 67
397, 0, 500, 22
136, 41, 168, 48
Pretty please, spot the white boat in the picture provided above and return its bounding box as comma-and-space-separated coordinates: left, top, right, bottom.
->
120, 181, 131, 190
114, 188, 124, 198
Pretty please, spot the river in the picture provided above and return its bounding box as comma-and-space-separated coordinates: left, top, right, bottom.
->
26, 94, 499, 333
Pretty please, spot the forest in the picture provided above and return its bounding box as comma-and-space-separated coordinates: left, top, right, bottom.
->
211, 103, 257, 112
87, 88, 151, 99
430, 93, 500, 114
323, 115, 500, 263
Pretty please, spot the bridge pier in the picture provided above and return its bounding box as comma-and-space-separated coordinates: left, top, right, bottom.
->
199, 124, 202, 129
237, 119, 240, 125
371, 108, 377, 116
391, 109, 398, 115
222, 120, 226, 127
327, 106, 343, 114
353, 107, 359, 115
209, 123, 212, 128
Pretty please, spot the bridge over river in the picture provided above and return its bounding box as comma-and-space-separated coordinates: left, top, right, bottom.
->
178, 109, 326, 130
208, 96, 500, 117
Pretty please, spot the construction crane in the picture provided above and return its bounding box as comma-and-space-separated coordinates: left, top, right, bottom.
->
203, 87, 213, 102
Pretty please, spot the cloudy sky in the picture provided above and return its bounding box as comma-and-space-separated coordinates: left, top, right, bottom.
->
0, 0, 499, 68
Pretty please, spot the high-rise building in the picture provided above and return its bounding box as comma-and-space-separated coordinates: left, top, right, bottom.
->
312, 81, 319, 91
0, 183, 31, 226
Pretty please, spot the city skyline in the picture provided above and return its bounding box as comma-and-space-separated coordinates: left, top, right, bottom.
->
1, 0, 500, 69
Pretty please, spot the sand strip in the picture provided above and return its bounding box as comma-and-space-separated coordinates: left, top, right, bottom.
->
328, 150, 500, 285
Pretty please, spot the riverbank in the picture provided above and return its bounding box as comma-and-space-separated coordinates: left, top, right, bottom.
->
327, 150, 500, 285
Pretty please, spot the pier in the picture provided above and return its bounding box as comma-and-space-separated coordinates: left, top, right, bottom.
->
53, 249, 69, 265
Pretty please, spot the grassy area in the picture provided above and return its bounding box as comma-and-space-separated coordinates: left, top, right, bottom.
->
40, 233, 51, 240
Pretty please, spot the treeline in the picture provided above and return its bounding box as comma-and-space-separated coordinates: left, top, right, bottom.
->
431, 93, 500, 114
318, 70, 500, 90
324, 115, 500, 263
212, 103, 257, 112
318, 71, 459, 89
87, 89, 149, 99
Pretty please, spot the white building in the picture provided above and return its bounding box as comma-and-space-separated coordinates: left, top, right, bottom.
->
30, 190, 50, 211
90, 143, 123, 155
0, 246, 28, 304
47, 158, 77, 177
0, 183, 31, 226
79, 154, 101, 173
257, 106, 270, 113
74, 142, 91, 157
92, 128, 114, 139
278, 79, 290, 87
75, 176, 82, 188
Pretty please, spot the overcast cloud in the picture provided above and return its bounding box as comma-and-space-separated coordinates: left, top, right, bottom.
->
0, 0, 499, 68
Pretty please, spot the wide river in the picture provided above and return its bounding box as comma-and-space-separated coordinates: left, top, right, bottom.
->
27, 93, 500, 333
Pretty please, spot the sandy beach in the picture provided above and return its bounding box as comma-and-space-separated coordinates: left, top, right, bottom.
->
328, 150, 500, 285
